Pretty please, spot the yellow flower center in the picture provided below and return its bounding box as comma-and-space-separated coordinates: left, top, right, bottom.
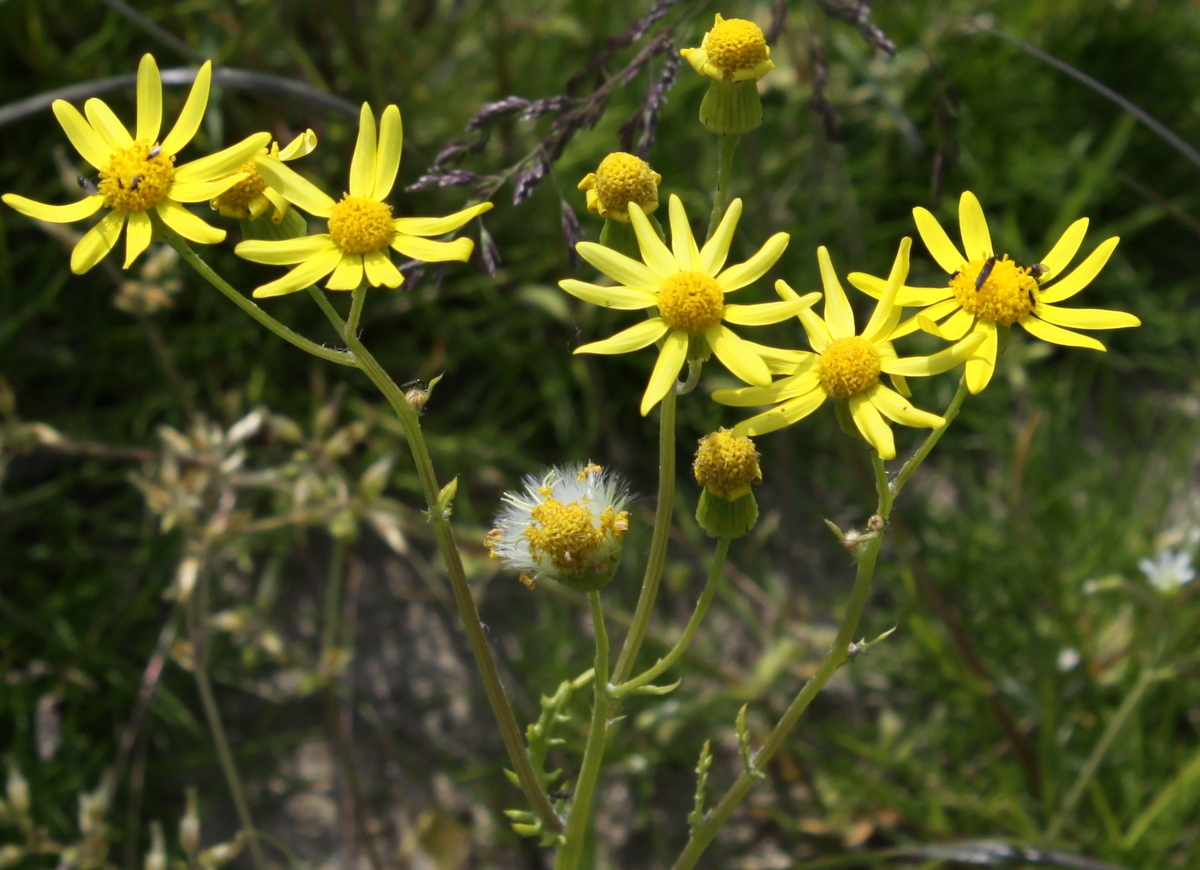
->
210, 157, 268, 217
705, 18, 770, 72
657, 271, 725, 334
327, 195, 395, 254
99, 139, 175, 213
818, 336, 881, 399
694, 429, 762, 500
950, 255, 1039, 326
524, 498, 624, 575
587, 152, 660, 220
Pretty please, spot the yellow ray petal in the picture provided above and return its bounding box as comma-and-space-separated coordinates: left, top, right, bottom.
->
707, 325, 771, 387
348, 103, 378, 199
699, 198, 743, 276
716, 232, 788, 293
1019, 316, 1106, 351
868, 384, 944, 429
849, 393, 895, 459
391, 234, 473, 263
913, 206, 966, 275
372, 104, 403, 201
235, 235, 338, 265
669, 194, 700, 271
2, 193, 104, 223
1033, 304, 1140, 331
261, 188, 290, 221
723, 299, 811, 326
640, 330, 689, 416
393, 202, 493, 237
714, 368, 821, 407
278, 129, 318, 161
964, 321, 998, 394
169, 174, 249, 203
889, 313, 922, 339
797, 307, 834, 352
919, 307, 974, 341
252, 156, 335, 218
958, 191, 993, 261
124, 209, 153, 268
817, 246, 855, 339
160, 61, 212, 155
1039, 217, 1088, 280
629, 201, 677, 278
155, 199, 225, 245
84, 98, 133, 150
732, 388, 827, 437
882, 331, 985, 377
846, 271, 952, 307
135, 54, 162, 142
1036, 237, 1120, 304
174, 132, 272, 183
326, 255, 364, 290
736, 339, 817, 375
862, 237, 911, 344
363, 249, 403, 288
558, 279, 657, 310
252, 247, 343, 298
52, 100, 111, 169
575, 318, 669, 355
575, 242, 660, 291
70, 210, 125, 274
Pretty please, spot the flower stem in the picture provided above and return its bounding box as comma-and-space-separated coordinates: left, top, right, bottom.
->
554, 592, 611, 870
705, 133, 741, 242
892, 374, 969, 497
328, 285, 562, 834
612, 537, 730, 697
612, 389, 677, 685
188, 556, 269, 870
671, 454, 893, 870
166, 233, 356, 367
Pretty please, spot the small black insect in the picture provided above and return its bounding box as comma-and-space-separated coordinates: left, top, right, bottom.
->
130, 175, 142, 190
148, 144, 162, 158
76, 175, 100, 196
974, 255, 997, 291
1028, 289, 1037, 308
1026, 262, 1048, 282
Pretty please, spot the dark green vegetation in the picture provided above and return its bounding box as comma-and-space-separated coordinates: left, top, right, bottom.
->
2, 0, 1199, 867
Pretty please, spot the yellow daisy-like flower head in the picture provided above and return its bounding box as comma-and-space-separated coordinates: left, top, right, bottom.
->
234, 103, 493, 298
578, 152, 662, 223
848, 191, 1141, 394
560, 194, 815, 416
714, 239, 985, 460
681, 14, 775, 82
2, 54, 271, 274
210, 129, 318, 222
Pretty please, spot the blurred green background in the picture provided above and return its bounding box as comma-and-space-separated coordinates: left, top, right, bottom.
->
2, 0, 1199, 867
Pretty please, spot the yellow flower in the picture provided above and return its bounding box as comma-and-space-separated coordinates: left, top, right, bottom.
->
210, 130, 317, 221
2, 54, 270, 274
681, 14, 775, 82
234, 103, 493, 298
560, 194, 815, 416
714, 240, 984, 460
578, 152, 661, 222
848, 191, 1141, 394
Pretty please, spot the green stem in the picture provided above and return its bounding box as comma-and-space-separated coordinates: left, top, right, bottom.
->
1046, 666, 1165, 840
321, 537, 347, 663
188, 557, 269, 870
612, 389, 677, 685
613, 538, 730, 698
334, 285, 562, 834
672, 454, 894, 870
892, 375, 969, 497
705, 134, 741, 242
554, 592, 611, 870
166, 233, 356, 367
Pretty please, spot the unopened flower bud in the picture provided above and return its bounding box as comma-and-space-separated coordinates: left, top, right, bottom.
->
180, 788, 201, 856
693, 429, 761, 538
681, 15, 775, 135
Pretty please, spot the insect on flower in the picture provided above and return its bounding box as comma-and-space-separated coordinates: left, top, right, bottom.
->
974, 255, 997, 291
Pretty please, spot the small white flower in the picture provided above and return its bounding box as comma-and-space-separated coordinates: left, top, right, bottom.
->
1138, 548, 1195, 593
485, 463, 630, 593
